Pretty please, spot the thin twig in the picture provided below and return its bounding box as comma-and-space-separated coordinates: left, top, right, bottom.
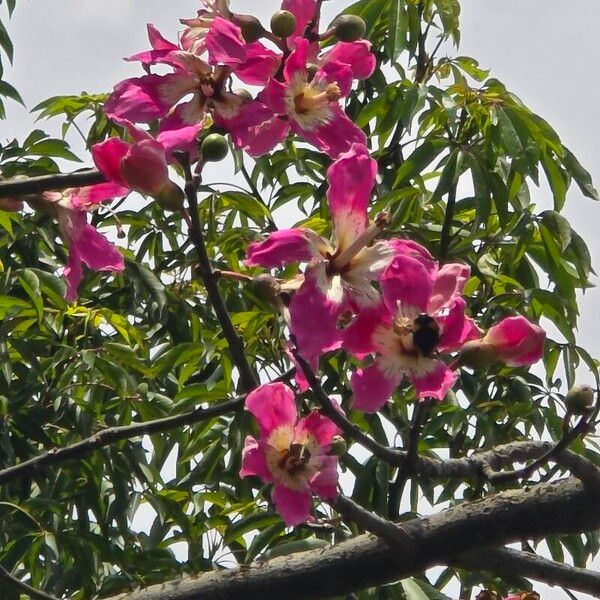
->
290, 347, 406, 467
0, 564, 61, 600
175, 152, 257, 392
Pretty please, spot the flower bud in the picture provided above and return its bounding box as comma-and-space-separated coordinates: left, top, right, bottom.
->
565, 384, 595, 415
250, 273, 281, 304
154, 182, 185, 212
200, 133, 229, 162
233, 14, 265, 43
334, 15, 366, 42
270, 10, 297, 38
329, 435, 347, 456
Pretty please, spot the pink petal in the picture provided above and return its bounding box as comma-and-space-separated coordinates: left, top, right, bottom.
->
235, 42, 281, 86
296, 411, 340, 448
317, 61, 353, 97
245, 382, 297, 436
327, 143, 376, 250
104, 74, 190, 123
206, 16, 246, 67
428, 263, 471, 313
323, 41, 376, 80
298, 105, 367, 158
239, 115, 290, 156
64, 246, 83, 303
484, 316, 545, 367
387, 238, 437, 271
351, 361, 402, 413
283, 37, 310, 82
126, 24, 179, 65
437, 297, 481, 352
281, 0, 317, 38
381, 254, 436, 314
71, 183, 128, 208
272, 485, 312, 526
284, 341, 312, 393
258, 79, 288, 115
310, 455, 339, 500
344, 303, 391, 359
409, 359, 457, 401
157, 118, 202, 161
245, 228, 325, 268
92, 137, 130, 187
119, 139, 169, 196
239, 436, 273, 482
288, 265, 348, 361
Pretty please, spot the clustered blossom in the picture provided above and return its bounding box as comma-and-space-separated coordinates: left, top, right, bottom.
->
0, 0, 549, 529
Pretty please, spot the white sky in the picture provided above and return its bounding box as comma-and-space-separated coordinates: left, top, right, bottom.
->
0, 2, 599, 599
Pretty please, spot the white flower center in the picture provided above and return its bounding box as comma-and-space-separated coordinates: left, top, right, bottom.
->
285, 72, 341, 131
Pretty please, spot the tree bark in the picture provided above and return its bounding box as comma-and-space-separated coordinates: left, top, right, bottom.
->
110, 477, 600, 600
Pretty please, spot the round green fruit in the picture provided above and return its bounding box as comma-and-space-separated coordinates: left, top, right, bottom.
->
565, 384, 595, 415
201, 134, 229, 162
334, 15, 366, 42
270, 10, 297, 38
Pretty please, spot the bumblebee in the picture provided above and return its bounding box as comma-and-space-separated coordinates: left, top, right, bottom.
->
412, 314, 440, 357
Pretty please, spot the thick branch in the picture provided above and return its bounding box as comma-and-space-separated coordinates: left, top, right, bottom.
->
0, 396, 243, 486
177, 154, 257, 392
0, 169, 105, 196
454, 547, 600, 597
108, 477, 600, 600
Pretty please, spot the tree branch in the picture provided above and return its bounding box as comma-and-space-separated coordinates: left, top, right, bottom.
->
0, 396, 244, 486
107, 477, 600, 600
454, 547, 600, 598
0, 169, 105, 196
176, 153, 257, 392
0, 565, 61, 600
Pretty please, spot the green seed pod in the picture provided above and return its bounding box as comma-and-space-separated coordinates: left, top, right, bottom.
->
235, 14, 265, 43
329, 435, 348, 457
334, 15, 366, 42
200, 133, 229, 162
270, 10, 297, 38
154, 183, 185, 212
250, 273, 281, 304
510, 378, 532, 404
565, 384, 595, 415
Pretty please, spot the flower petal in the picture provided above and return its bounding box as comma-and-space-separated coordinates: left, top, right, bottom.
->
240, 436, 274, 482
351, 360, 402, 413
299, 105, 367, 158
206, 16, 246, 67
327, 143, 376, 251
126, 24, 179, 65
289, 264, 348, 361
296, 411, 340, 449
484, 316, 545, 367
71, 183, 128, 209
381, 254, 436, 314
272, 484, 313, 526
235, 42, 281, 86
428, 263, 471, 313
310, 455, 339, 500
245, 382, 297, 436
323, 41, 376, 80
437, 297, 481, 352
343, 303, 391, 359
409, 359, 457, 401
245, 228, 327, 268
91, 138, 130, 187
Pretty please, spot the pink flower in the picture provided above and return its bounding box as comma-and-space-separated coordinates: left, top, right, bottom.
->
348, 256, 481, 412
246, 144, 399, 360
180, 0, 232, 55
461, 316, 545, 368
41, 184, 128, 301
92, 122, 195, 204
235, 38, 370, 157
240, 382, 340, 526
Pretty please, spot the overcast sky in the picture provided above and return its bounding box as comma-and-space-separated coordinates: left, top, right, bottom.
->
0, 2, 599, 598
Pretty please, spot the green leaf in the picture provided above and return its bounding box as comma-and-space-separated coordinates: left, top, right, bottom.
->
387, 0, 407, 62
561, 146, 599, 200
27, 139, 81, 162
540, 210, 571, 251
393, 139, 447, 188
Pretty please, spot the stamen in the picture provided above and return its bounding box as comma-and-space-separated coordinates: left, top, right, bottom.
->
294, 83, 341, 114
331, 211, 389, 271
